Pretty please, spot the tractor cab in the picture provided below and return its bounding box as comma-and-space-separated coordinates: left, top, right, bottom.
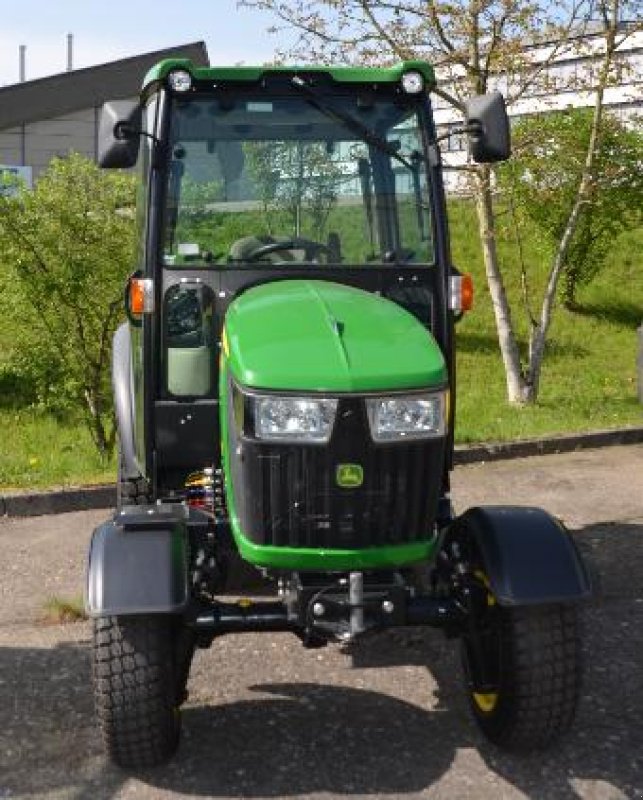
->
103, 60, 507, 496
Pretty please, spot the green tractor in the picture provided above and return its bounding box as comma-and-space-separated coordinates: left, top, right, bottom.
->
86, 59, 590, 768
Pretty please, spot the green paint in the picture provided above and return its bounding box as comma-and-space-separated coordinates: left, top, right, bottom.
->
232, 530, 438, 571
224, 280, 447, 393
336, 463, 364, 488
143, 59, 435, 92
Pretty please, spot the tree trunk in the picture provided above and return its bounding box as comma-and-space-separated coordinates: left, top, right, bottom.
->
525, 0, 620, 399
562, 268, 580, 311
84, 387, 111, 459
474, 166, 529, 403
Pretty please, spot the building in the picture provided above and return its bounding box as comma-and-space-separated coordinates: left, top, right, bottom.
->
0, 42, 209, 182
432, 24, 642, 188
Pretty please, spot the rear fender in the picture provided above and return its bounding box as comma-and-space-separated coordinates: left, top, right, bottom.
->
112, 322, 138, 479
85, 505, 189, 616
446, 506, 591, 606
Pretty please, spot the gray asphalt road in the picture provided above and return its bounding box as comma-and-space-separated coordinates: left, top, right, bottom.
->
1, 445, 643, 800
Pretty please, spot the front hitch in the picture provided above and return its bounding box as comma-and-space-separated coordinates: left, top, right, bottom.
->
188, 576, 468, 644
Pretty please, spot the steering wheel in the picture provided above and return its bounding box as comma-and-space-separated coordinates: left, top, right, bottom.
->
246, 237, 332, 262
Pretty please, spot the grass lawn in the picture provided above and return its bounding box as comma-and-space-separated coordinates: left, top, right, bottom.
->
0, 201, 641, 489
451, 203, 643, 442
0, 410, 115, 490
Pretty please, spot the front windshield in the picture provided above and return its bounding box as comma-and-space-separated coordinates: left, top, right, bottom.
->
162, 92, 434, 267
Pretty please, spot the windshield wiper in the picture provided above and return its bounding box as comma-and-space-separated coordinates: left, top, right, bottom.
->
291, 76, 416, 170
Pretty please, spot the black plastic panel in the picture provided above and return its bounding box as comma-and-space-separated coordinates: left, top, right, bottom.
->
85, 517, 188, 616
155, 399, 220, 490
454, 506, 592, 606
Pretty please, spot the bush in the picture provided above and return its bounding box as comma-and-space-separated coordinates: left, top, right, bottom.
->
0, 154, 136, 456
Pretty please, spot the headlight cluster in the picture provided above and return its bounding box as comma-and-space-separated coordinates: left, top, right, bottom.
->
366, 394, 445, 441
251, 392, 446, 443
254, 397, 338, 442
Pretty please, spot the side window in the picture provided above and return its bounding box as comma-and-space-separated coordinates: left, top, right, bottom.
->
164, 283, 215, 397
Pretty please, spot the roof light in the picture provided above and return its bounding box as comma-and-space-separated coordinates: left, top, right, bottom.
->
168, 69, 192, 93
401, 70, 425, 94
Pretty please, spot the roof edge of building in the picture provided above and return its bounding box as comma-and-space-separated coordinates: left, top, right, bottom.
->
0, 41, 209, 130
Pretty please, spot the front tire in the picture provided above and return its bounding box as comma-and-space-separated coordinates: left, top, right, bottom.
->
92, 615, 185, 768
463, 603, 581, 752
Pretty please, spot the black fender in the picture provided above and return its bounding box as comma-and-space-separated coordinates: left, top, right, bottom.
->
446, 506, 591, 606
112, 322, 139, 479
85, 505, 189, 616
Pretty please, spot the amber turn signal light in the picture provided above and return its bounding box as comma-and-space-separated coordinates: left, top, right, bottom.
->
449, 273, 473, 313
129, 278, 155, 314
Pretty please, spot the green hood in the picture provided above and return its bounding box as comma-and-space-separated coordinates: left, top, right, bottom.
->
224, 280, 446, 392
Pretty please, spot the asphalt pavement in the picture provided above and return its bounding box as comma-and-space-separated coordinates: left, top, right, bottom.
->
1, 444, 642, 800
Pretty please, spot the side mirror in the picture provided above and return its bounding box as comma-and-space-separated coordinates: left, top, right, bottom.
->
464, 92, 511, 163
98, 100, 142, 168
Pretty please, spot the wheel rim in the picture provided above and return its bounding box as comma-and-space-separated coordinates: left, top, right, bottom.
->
472, 690, 499, 713
467, 569, 500, 713
474, 569, 496, 606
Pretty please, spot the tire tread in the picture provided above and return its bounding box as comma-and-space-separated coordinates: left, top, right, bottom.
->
92, 615, 180, 768
473, 604, 581, 752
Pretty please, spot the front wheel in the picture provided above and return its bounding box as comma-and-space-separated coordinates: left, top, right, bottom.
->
92, 615, 190, 768
462, 602, 582, 752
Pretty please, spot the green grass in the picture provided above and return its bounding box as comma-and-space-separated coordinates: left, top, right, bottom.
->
0, 200, 641, 489
451, 201, 643, 442
42, 595, 87, 624
0, 409, 115, 489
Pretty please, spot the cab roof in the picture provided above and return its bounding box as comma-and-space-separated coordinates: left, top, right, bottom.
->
142, 59, 436, 92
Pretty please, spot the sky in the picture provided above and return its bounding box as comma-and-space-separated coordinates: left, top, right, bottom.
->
0, 0, 292, 86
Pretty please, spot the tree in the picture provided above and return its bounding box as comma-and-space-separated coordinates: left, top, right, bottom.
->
245, 140, 341, 239
0, 153, 136, 457
511, 0, 641, 398
240, 0, 640, 403
500, 108, 643, 310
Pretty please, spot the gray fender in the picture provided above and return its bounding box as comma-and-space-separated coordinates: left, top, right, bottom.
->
112, 323, 138, 479
448, 506, 591, 606
85, 512, 189, 616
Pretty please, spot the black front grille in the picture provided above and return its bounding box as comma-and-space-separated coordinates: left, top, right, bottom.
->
231, 396, 445, 550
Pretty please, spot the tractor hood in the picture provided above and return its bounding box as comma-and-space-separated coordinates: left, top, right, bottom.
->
223, 280, 446, 392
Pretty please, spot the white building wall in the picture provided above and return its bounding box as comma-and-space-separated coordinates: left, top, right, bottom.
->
27, 109, 96, 179
434, 27, 643, 192
0, 127, 22, 165
0, 108, 98, 180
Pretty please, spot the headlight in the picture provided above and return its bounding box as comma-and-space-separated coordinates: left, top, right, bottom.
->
254, 396, 338, 442
366, 392, 446, 441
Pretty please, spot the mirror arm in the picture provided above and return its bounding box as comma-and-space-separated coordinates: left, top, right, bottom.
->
434, 121, 482, 145
114, 123, 160, 147
115, 123, 166, 169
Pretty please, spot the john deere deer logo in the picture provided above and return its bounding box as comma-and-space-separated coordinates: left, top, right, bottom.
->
336, 464, 364, 488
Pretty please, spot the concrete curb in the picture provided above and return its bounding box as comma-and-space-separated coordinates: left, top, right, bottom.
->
2, 426, 643, 518
452, 425, 643, 465
0, 485, 116, 518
